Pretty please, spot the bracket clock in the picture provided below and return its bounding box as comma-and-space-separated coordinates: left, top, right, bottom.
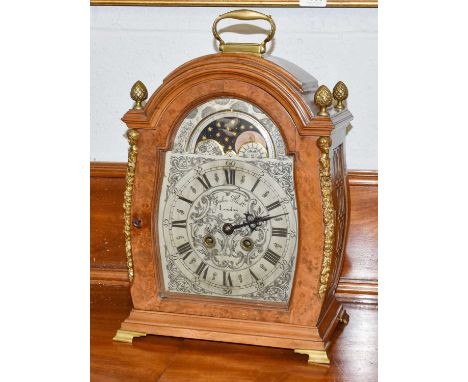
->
113, 10, 353, 365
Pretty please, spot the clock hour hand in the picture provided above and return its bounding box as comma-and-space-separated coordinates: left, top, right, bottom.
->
222, 213, 288, 235
222, 220, 256, 235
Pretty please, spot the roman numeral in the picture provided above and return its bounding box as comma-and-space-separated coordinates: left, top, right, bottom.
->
171, 220, 187, 228
177, 242, 191, 254
178, 196, 193, 205
272, 227, 288, 237
195, 261, 209, 279
251, 178, 260, 192
224, 169, 236, 185
249, 268, 259, 282
177, 242, 192, 260
266, 200, 281, 211
182, 252, 192, 260
197, 174, 212, 190
223, 271, 233, 287
264, 249, 281, 266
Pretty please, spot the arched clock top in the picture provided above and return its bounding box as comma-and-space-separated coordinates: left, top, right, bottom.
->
121, 53, 352, 137
172, 98, 288, 160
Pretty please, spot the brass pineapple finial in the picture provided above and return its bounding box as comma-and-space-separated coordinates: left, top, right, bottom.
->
333, 81, 348, 111
314, 85, 333, 117
130, 80, 148, 110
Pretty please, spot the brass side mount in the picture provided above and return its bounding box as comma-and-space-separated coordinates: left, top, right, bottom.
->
212, 9, 276, 56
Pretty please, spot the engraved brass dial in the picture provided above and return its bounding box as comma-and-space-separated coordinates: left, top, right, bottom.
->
158, 98, 298, 303
159, 154, 297, 301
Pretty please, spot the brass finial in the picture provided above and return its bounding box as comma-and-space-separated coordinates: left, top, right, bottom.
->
333, 81, 348, 111
314, 85, 333, 117
130, 80, 148, 110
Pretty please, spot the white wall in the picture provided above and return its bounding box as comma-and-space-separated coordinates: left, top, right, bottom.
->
91, 6, 377, 170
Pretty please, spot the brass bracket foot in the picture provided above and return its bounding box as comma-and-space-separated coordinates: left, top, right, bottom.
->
294, 349, 330, 365
113, 329, 147, 343
338, 309, 350, 326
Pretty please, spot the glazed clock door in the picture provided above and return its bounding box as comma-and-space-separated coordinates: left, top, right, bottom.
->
157, 98, 299, 303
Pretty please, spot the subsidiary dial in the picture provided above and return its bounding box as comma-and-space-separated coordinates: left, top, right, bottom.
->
238, 142, 268, 159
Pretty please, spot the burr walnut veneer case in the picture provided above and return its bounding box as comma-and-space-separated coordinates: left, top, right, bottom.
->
113, 10, 353, 365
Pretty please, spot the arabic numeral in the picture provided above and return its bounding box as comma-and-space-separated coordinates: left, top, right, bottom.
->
170, 252, 179, 260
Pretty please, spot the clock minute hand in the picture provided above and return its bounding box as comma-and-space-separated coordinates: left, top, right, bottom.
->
255, 213, 288, 223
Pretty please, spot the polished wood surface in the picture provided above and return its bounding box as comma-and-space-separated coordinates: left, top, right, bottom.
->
337, 170, 377, 303
90, 162, 377, 301
341, 172, 378, 284
90, 174, 127, 271
91, 285, 377, 381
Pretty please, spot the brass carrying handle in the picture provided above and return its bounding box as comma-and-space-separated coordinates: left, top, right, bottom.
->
212, 9, 276, 55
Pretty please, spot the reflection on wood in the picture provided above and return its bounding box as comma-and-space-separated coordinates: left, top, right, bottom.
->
91, 285, 377, 381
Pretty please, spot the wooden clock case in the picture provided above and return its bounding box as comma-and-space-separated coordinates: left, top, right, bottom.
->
115, 52, 352, 364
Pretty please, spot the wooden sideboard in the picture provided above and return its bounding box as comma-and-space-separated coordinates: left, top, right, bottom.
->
90, 162, 377, 303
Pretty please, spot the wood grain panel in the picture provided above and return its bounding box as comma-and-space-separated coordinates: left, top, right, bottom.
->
90, 172, 126, 269
341, 171, 377, 281
90, 162, 378, 301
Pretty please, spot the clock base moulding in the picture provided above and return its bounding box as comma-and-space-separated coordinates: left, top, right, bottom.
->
113, 299, 348, 365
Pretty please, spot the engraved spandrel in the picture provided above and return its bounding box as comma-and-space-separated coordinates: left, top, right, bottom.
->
187, 187, 268, 271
